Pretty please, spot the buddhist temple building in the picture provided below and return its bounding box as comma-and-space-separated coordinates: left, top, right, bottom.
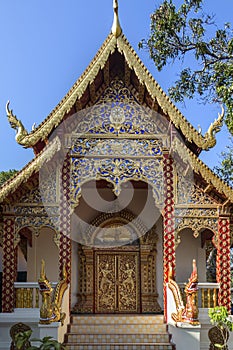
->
0, 1, 232, 349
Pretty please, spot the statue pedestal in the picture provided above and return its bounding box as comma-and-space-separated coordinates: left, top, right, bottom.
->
39, 322, 64, 343
168, 323, 201, 350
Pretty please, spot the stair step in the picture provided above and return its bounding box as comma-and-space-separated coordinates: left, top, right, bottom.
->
65, 333, 170, 343
65, 342, 175, 350
68, 324, 167, 334
70, 315, 165, 325
64, 315, 175, 350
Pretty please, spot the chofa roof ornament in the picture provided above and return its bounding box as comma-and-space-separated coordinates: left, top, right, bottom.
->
111, 0, 122, 38
6, 101, 28, 146
203, 105, 224, 150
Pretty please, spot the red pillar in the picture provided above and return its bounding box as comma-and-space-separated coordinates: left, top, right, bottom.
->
163, 154, 175, 321
2, 216, 17, 312
59, 156, 71, 283
217, 216, 231, 311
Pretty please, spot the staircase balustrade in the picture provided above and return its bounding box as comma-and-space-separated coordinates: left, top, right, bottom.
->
14, 282, 56, 309
178, 282, 220, 308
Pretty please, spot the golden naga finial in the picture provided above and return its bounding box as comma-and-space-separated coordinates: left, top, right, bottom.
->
168, 258, 199, 325
6, 101, 28, 145
203, 105, 224, 150
38, 260, 68, 325
112, 0, 122, 38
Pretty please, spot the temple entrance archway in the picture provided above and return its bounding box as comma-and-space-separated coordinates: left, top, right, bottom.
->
72, 209, 162, 314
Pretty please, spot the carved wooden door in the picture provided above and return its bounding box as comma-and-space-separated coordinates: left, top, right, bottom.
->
95, 251, 140, 313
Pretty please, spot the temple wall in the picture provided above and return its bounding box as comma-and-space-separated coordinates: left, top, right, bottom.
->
175, 229, 205, 282
27, 227, 59, 282
17, 246, 27, 271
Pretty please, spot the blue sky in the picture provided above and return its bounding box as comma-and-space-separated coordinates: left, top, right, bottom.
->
0, 0, 232, 171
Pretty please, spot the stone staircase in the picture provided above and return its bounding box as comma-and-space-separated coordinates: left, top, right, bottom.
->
64, 314, 176, 349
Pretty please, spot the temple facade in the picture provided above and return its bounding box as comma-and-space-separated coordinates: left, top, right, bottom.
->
0, 2, 232, 349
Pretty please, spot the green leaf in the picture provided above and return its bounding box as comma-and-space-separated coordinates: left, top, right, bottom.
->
214, 344, 224, 349
0, 169, 18, 186
139, 0, 233, 136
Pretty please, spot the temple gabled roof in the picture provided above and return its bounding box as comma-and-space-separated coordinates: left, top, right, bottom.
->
6, 1, 223, 154
1, 1, 232, 207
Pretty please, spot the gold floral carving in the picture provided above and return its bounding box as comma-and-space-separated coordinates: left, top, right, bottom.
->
38, 171, 58, 204
15, 214, 59, 235
71, 138, 163, 157
177, 180, 217, 206
71, 157, 163, 208
176, 216, 218, 239
175, 208, 218, 247
17, 188, 42, 204
14, 206, 59, 247
66, 79, 169, 138
82, 210, 148, 245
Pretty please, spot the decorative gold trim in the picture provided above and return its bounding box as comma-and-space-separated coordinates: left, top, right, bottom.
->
7, 30, 222, 151
83, 209, 149, 246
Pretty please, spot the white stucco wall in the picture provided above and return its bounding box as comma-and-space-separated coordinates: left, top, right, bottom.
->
27, 227, 59, 282
17, 246, 27, 271
176, 229, 206, 282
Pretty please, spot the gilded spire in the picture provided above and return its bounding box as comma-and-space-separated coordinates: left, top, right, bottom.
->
112, 0, 122, 38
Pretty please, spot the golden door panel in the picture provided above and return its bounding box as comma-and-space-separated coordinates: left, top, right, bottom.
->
96, 253, 116, 313
118, 253, 138, 312
95, 251, 140, 313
